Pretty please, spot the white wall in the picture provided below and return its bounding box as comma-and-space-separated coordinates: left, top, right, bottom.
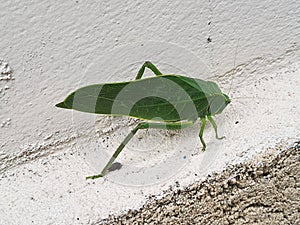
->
1, 0, 299, 224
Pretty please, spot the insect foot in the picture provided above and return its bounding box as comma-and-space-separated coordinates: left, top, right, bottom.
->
192, 146, 206, 156
86, 173, 104, 180
216, 136, 226, 140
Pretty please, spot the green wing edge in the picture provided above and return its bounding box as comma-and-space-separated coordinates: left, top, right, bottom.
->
55, 102, 70, 109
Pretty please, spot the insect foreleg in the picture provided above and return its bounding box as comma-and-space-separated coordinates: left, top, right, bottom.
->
86, 120, 194, 179
199, 117, 207, 151
207, 115, 225, 140
135, 61, 163, 80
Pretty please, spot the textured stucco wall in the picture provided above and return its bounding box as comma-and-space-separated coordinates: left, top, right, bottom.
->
0, 0, 299, 224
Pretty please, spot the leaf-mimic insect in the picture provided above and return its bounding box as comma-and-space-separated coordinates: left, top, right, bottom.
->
56, 61, 231, 179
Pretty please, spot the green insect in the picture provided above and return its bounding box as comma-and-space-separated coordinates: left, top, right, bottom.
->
56, 61, 231, 179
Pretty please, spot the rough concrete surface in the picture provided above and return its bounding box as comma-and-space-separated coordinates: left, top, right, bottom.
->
99, 142, 300, 225
0, 1, 299, 225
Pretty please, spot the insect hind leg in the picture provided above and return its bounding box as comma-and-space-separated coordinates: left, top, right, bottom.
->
135, 61, 163, 80
86, 123, 143, 179
86, 121, 194, 179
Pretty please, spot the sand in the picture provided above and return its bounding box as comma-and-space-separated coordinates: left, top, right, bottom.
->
98, 142, 300, 225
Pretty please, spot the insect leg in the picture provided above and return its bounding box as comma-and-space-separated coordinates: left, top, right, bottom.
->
207, 115, 225, 140
135, 61, 162, 80
86, 123, 143, 179
86, 121, 194, 179
199, 117, 207, 151
141, 121, 194, 130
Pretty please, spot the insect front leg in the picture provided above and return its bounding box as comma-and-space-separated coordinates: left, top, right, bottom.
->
135, 61, 163, 80
199, 117, 207, 151
207, 115, 225, 140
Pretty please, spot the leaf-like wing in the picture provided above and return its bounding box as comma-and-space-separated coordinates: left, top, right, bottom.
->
56, 75, 226, 121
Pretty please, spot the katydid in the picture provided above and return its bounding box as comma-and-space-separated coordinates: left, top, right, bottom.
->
56, 61, 231, 179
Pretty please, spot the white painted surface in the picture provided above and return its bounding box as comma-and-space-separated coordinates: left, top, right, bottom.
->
0, 0, 299, 224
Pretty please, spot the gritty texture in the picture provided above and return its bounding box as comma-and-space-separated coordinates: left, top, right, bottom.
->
99, 142, 300, 225
0, 1, 299, 224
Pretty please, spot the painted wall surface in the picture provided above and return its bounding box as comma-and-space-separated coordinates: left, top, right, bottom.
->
0, 0, 299, 224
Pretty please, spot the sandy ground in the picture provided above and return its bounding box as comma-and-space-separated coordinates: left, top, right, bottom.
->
98, 141, 300, 225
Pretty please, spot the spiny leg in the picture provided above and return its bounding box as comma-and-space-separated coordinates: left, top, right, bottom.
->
86, 121, 194, 179
207, 115, 225, 140
199, 117, 207, 151
135, 61, 163, 80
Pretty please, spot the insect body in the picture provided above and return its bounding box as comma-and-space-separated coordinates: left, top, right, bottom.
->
56, 61, 230, 179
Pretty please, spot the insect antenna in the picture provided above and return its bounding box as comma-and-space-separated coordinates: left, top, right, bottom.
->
228, 38, 240, 96
231, 96, 289, 101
